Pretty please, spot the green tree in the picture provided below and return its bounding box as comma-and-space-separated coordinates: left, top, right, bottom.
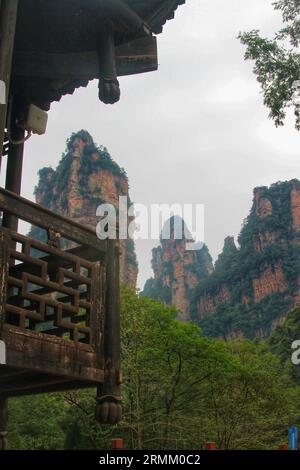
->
270, 307, 300, 383
202, 339, 299, 449
120, 286, 238, 449
7, 288, 300, 450
239, 0, 300, 129
8, 394, 66, 450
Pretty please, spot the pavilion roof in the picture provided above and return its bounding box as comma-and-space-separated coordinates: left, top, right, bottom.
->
126, 0, 186, 34
11, 0, 186, 109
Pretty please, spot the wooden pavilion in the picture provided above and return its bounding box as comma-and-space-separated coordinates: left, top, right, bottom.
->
0, 0, 185, 449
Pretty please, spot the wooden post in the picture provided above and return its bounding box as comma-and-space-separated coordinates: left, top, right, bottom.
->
2, 99, 25, 231
0, 0, 19, 167
96, 239, 122, 425
0, 4, 20, 444
0, 95, 24, 453
98, 22, 120, 104
0, 126, 24, 449
0, 398, 8, 450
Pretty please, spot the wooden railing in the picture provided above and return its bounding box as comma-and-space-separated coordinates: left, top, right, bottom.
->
0, 189, 121, 424
0, 187, 107, 344
5, 229, 97, 344
0, 188, 120, 398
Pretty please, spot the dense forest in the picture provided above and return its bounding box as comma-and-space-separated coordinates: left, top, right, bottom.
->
196, 180, 300, 338
142, 181, 300, 339
7, 287, 300, 450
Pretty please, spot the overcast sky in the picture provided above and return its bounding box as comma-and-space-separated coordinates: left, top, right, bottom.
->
2, 0, 300, 288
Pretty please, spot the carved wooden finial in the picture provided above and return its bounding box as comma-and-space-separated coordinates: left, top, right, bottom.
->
99, 78, 120, 105
98, 22, 120, 104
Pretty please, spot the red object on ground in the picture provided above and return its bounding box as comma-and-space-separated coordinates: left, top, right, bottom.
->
112, 438, 124, 450
205, 442, 217, 450
278, 444, 289, 450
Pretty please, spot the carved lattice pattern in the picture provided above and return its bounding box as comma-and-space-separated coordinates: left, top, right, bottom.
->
5, 232, 95, 344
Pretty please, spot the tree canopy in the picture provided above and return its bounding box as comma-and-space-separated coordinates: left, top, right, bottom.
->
7, 287, 300, 450
239, 0, 300, 129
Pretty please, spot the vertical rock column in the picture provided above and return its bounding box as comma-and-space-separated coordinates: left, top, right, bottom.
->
68, 138, 84, 218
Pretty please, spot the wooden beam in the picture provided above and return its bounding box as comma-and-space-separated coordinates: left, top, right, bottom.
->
0, 373, 71, 395
12, 36, 158, 79
76, 0, 151, 36
2, 323, 104, 383
1, 379, 96, 398
0, 368, 29, 380
116, 35, 158, 76
0, 188, 107, 254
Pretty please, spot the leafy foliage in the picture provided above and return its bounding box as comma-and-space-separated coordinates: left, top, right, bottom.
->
8, 394, 66, 450
195, 180, 300, 338
7, 288, 300, 450
185, 245, 212, 282
238, 0, 300, 129
199, 293, 292, 340
269, 307, 300, 383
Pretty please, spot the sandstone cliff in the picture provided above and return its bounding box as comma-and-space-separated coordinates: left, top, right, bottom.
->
143, 180, 300, 338
197, 179, 300, 338
32, 130, 138, 286
142, 216, 213, 321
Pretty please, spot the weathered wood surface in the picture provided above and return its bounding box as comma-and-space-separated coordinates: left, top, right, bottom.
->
0, 188, 107, 253
9, 1, 184, 108
0, 230, 10, 329
76, 0, 151, 35
1, 324, 104, 383
96, 240, 122, 424
0, 396, 8, 449
0, 0, 19, 162
2, 109, 25, 231
0, 365, 99, 398
0, 192, 109, 398
98, 21, 120, 104
13, 36, 158, 79
9, 243, 102, 283
0, 377, 96, 398
91, 261, 105, 369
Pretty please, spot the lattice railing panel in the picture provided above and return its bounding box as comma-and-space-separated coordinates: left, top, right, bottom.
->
5, 231, 96, 344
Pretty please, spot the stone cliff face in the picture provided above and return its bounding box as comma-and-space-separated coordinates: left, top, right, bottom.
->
197, 179, 300, 338
142, 216, 213, 321
252, 263, 288, 303
143, 180, 300, 338
33, 130, 138, 286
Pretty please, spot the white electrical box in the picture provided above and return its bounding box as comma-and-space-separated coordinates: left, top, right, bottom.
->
0, 80, 6, 105
24, 104, 48, 135
0, 340, 6, 365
